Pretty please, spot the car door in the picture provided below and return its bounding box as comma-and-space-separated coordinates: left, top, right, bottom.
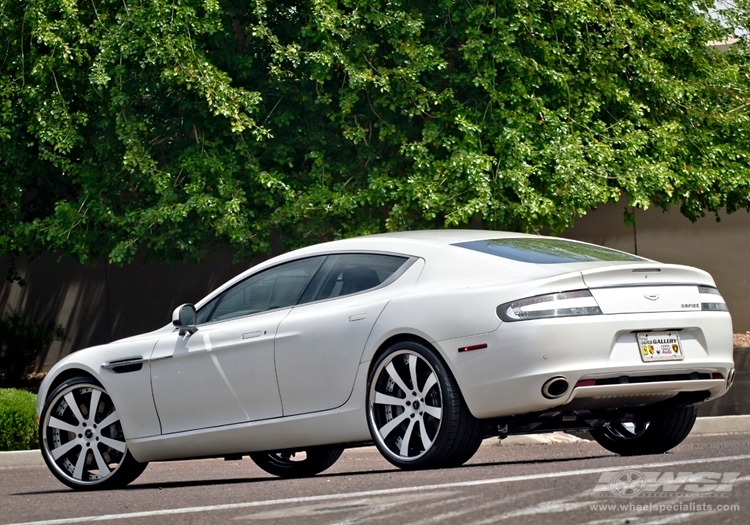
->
274, 253, 411, 416
149, 256, 325, 434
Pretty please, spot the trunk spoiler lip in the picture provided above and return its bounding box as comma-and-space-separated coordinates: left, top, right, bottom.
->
580, 263, 715, 289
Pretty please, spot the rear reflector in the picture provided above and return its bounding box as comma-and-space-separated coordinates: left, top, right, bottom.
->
458, 343, 488, 353
575, 379, 597, 387
712, 372, 724, 380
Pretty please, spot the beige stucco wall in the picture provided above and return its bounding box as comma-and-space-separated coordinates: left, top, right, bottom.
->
562, 202, 750, 333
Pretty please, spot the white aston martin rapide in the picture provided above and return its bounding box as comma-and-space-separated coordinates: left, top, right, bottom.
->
37, 230, 735, 489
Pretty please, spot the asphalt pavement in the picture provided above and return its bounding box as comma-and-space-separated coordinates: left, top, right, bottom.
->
2, 421, 750, 525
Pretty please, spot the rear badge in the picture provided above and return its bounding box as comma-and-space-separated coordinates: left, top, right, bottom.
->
644, 294, 660, 301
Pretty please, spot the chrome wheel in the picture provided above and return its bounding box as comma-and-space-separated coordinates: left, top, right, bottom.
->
368, 349, 443, 462
40, 378, 146, 490
367, 342, 484, 469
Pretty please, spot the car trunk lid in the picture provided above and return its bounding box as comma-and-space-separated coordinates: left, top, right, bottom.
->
581, 264, 713, 315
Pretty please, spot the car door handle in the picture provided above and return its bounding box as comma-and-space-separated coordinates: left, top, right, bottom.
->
348, 313, 367, 322
242, 331, 262, 339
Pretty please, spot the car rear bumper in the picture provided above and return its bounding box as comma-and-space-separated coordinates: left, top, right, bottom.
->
439, 311, 734, 419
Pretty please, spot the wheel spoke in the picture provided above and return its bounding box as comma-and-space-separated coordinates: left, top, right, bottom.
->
72, 449, 88, 480
418, 419, 432, 451
92, 447, 111, 476
399, 418, 417, 457
64, 392, 85, 425
99, 436, 126, 453
378, 411, 409, 440
374, 392, 407, 407
87, 389, 102, 424
420, 373, 437, 397
98, 410, 120, 430
48, 417, 79, 434
51, 439, 81, 461
408, 354, 419, 392
385, 362, 410, 395
423, 404, 441, 420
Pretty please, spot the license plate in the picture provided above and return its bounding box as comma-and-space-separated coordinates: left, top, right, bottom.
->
637, 331, 684, 362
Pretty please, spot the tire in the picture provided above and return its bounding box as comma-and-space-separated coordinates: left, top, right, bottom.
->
39, 377, 148, 490
366, 341, 485, 470
249, 447, 343, 478
590, 405, 698, 456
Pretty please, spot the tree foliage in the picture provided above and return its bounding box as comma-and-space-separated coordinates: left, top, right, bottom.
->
1, 0, 749, 263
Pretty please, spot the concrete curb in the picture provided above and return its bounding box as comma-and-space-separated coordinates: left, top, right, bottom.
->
0, 450, 46, 469
3, 415, 749, 469
692, 414, 750, 434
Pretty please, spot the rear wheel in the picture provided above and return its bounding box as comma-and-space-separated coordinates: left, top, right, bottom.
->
366, 341, 484, 470
249, 447, 343, 478
590, 405, 698, 456
39, 377, 147, 490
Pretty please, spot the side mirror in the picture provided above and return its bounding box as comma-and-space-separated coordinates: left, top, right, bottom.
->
172, 303, 198, 336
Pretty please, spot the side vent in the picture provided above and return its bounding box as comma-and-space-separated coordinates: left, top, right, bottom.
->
102, 357, 145, 374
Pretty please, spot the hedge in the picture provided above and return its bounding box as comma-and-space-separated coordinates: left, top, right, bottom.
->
0, 389, 38, 451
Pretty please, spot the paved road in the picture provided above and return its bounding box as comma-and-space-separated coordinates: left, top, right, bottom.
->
2, 433, 749, 525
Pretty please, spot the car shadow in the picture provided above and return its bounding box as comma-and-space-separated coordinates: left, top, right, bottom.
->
11, 453, 611, 495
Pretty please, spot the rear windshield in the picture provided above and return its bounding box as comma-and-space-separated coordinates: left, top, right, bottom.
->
453, 238, 644, 264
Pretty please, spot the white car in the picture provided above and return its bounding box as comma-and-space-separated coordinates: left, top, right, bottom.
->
37, 230, 735, 490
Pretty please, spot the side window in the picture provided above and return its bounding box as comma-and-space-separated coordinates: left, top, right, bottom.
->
201, 257, 325, 323
196, 295, 220, 324
299, 254, 408, 304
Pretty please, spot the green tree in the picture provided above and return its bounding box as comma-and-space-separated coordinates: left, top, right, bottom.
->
1, 0, 749, 264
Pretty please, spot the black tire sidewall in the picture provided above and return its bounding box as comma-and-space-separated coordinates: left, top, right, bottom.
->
591, 405, 698, 456
250, 447, 343, 478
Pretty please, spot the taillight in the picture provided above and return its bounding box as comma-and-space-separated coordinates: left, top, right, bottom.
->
497, 290, 602, 322
698, 285, 728, 312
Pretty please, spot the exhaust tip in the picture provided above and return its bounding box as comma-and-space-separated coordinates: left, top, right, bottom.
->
727, 368, 736, 390
542, 376, 569, 399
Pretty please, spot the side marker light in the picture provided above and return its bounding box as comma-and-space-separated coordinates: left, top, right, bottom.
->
458, 343, 488, 353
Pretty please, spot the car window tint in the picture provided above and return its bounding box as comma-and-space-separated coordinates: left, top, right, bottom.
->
453, 238, 644, 264
195, 295, 220, 324
299, 254, 407, 303
206, 257, 325, 322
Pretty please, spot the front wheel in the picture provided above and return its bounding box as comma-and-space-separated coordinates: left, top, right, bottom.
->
366, 341, 485, 470
39, 377, 147, 490
590, 405, 698, 456
249, 447, 343, 478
